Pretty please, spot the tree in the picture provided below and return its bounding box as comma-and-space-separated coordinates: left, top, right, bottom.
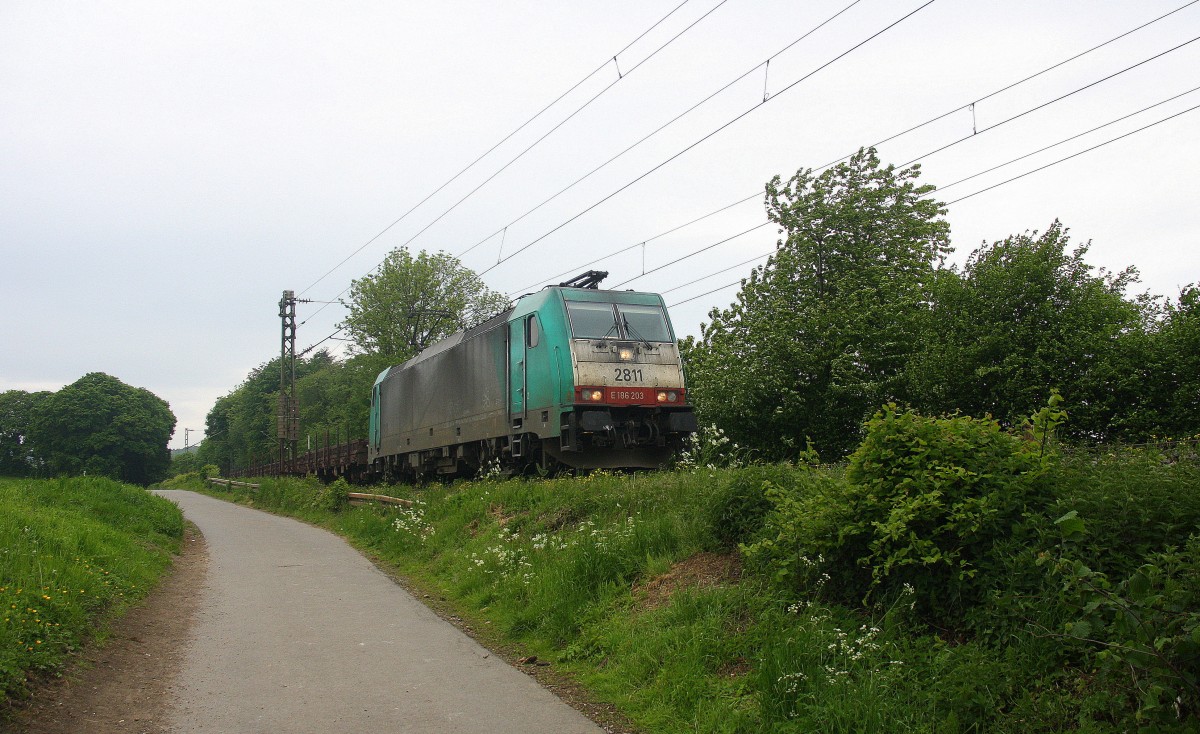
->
27, 373, 176, 485
1155, 286, 1200, 435
340, 249, 510, 363
685, 148, 950, 459
196, 350, 381, 473
0, 389, 50, 476
340, 249, 508, 364
907, 221, 1144, 439
1124, 284, 1200, 439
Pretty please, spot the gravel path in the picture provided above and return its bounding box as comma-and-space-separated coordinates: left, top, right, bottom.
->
153, 490, 603, 734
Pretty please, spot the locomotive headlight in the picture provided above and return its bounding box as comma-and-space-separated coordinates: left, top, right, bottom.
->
657, 390, 678, 403
618, 347, 634, 362
583, 389, 604, 402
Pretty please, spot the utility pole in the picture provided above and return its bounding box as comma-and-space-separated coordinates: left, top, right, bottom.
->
184, 427, 192, 450
278, 290, 299, 475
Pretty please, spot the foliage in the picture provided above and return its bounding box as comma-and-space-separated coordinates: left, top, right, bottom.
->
197, 350, 374, 475
708, 463, 806, 550
908, 221, 1144, 439
1048, 516, 1200, 727
685, 147, 950, 459
199, 252, 505, 476
170, 450, 201, 476
0, 390, 50, 477
1125, 285, 1200, 439
340, 248, 510, 363
24, 373, 175, 485
0, 477, 182, 702
311, 476, 350, 513
746, 405, 1056, 624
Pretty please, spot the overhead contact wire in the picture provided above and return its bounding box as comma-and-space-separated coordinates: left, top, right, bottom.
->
942, 101, 1200, 205
897, 33, 1200, 168
298, 0, 711, 325
420, 0, 732, 260
459, 0, 865, 260
660, 90, 1200, 307
481, 0, 939, 277
524, 5, 1200, 294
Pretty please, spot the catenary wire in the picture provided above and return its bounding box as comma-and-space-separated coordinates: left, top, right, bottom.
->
516, 16, 1200, 295
816, 0, 1200, 170
390, 0, 734, 262
301, 2, 1195, 351
296, 0, 702, 312
896, 33, 1200, 168
669, 98, 1200, 308
610, 222, 771, 289
941, 100, 1200, 206
479, 0, 939, 277
636, 87, 1200, 296
300, 0, 728, 326
935, 83, 1200, 193
457, 0, 866, 260
302, 96, 1199, 356
507, 192, 761, 296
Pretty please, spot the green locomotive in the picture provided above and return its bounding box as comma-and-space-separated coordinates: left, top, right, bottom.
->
368, 273, 697, 478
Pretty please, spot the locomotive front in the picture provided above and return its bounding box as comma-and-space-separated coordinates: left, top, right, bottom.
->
549, 288, 697, 468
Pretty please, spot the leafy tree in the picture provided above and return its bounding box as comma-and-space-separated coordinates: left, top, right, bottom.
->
686, 148, 950, 459
0, 389, 50, 476
340, 249, 510, 363
1149, 285, 1200, 438
296, 351, 377, 449
907, 221, 1144, 439
170, 449, 202, 476
196, 350, 379, 474
26, 373, 176, 485
1105, 284, 1200, 440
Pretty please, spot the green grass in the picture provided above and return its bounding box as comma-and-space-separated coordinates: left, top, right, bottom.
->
0, 476, 183, 702
191, 449, 1199, 733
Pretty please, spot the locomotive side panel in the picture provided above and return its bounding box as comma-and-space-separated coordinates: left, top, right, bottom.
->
375, 324, 508, 460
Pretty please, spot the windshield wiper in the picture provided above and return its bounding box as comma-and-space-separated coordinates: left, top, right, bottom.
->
593, 320, 621, 345
622, 318, 653, 350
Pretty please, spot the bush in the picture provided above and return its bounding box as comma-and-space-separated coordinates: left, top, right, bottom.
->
842, 406, 1055, 618
746, 406, 1055, 623
708, 464, 798, 549
311, 477, 350, 513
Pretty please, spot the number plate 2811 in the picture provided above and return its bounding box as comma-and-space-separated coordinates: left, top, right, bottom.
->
613, 368, 643, 382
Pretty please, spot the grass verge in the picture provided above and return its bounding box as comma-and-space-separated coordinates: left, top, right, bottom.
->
0, 476, 184, 705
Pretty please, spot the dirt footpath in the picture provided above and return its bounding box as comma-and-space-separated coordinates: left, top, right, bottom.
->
4, 526, 207, 734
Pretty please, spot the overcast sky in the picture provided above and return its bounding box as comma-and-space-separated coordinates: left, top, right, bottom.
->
3, 0, 1197, 450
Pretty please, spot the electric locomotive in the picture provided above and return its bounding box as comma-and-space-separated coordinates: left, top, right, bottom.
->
368, 272, 697, 478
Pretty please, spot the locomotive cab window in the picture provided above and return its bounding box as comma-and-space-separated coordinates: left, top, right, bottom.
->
525, 315, 540, 348
616, 304, 671, 342
566, 302, 621, 339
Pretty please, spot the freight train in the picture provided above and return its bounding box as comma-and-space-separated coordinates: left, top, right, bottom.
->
369, 272, 697, 480
234, 272, 698, 481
